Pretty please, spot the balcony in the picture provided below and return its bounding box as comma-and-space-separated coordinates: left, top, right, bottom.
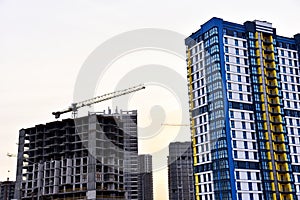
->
273, 140, 288, 144
263, 39, 272, 45
277, 168, 292, 173
265, 65, 275, 71
265, 59, 275, 64
267, 92, 278, 98
270, 112, 282, 117
272, 120, 283, 125
278, 179, 292, 184
267, 84, 278, 89
264, 48, 274, 54
273, 130, 285, 135
280, 190, 294, 195
274, 148, 288, 153
266, 75, 276, 80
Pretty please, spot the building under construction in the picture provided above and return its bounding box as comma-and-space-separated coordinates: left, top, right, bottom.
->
14, 110, 138, 200
138, 154, 153, 200
168, 142, 195, 200
0, 178, 15, 200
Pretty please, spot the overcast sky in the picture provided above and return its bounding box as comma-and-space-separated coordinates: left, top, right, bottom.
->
1, 0, 300, 199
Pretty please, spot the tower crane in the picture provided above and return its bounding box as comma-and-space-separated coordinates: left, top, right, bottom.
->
161, 123, 190, 126
52, 84, 146, 119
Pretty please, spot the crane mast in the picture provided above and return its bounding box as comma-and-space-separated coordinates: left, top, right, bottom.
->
52, 84, 145, 119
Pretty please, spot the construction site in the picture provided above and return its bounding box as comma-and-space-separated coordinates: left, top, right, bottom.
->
14, 85, 144, 200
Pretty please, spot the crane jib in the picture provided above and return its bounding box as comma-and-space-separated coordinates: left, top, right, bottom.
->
52, 84, 145, 119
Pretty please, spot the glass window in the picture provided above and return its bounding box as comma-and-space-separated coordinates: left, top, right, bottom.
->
247, 172, 251, 180
251, 132, 255, 140
236, 171, 240, 179
249, 32, 254, 39
237, 182, 241, 190
250, 193, 253, 200
238, 84, 242, 91
248, 182, 252, 191
238, 75, 242, 82
250, 122, 254, 129
226, 55, 229, 62
238, 193, 242, 200
228, 82, 232, 90
248, 114, 253, 121
254, 152, 258, 160
245, 68, 249, 74
230, 110, 234, 118
233, 140, 236, 147
290, 128, 295, 135
227, 73, 231, 80
245, 151, 249, 159
224, 37, 228, 44
243, 131, 246, 138
226, 64, 230, 71
236, 57, 240, 64
284, 83, 288, 89
232, 130, 236, 138
235, 39, 238, 46
235, 48, 239, 55
237, 66, 241, 73
242, 122, 246, 129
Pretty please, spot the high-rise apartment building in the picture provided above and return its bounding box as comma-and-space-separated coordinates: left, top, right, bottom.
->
168, 142, 194, 200
0, 179, 15, 200
14, 110, 138, 200
186, 17, 300, 200
138, 154, 153, 200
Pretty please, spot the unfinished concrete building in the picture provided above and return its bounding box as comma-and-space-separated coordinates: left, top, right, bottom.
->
14, 110, 138, 200
138, 154, 153, 200
0, 178, 15, 200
